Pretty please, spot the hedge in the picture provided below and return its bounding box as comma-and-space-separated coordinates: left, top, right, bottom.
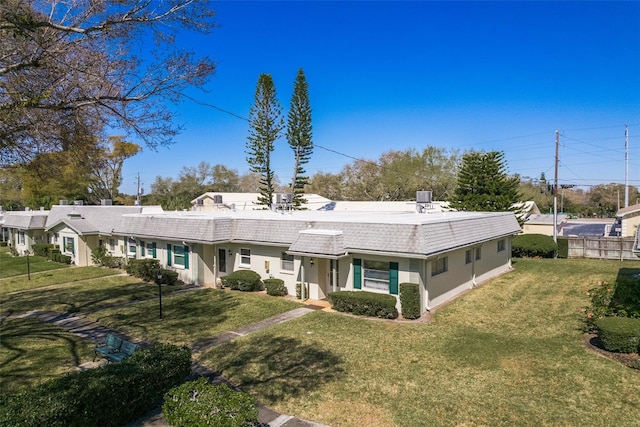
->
31, 243, 54, 257
399, 282, 421, 320
221, 270, 263, 291
50, 252, 72, 264
328, 291, 398, 319
557, 237, 569, 258
512, 234, 557, 258
594, 317, 640, 353
126, 258, 162, 282
162, 378, 258, 427
0, 344, 192, 427
264, 278, 288, 296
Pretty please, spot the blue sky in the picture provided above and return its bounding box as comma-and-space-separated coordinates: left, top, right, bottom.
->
121, 1, 640, 196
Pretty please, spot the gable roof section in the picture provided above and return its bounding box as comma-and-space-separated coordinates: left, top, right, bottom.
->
113, 213, 226, 244
288, 230, 345, 257
45, 205, 163, 235
617, 203, 640, 218
3, 211, 49, 230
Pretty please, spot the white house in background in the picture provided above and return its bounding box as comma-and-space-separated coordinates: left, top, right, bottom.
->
190, 192, 332, 211
521, 213, 568, 236
113, 209, 521, 314
3, 209, 49, 254
614, 204, 640, 237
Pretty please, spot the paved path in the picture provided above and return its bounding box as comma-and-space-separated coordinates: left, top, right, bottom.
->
18, 306, 329, 427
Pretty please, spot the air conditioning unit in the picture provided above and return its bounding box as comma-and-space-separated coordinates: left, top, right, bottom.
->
73, 200, 84, 206
101, 199, 112, 206
59, 200, 68, 205
416, 191, 432, 203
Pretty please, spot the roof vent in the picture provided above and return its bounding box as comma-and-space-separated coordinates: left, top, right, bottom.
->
101, 199, 112, 206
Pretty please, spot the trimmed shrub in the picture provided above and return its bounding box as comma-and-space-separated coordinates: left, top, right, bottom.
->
399, 282, 421, 320
0, 344, 191, 427
296, 282, 308, 299
162, 378, 258, 427
328, 291, 398, 319
126, 258, 162, 282
31, 243, 53, 257
594, 317, 640, 353
264, 278, 288, 296
221, 270, 263, 291
51, 253, 72, 264
102, 255, 126, 269
0, 241, 8, 247
556, 237, 569, 258
159, 269, 179, 286
512, 234, 557, 258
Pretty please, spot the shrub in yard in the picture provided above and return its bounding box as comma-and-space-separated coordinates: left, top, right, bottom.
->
126, 259, 162, 282
556, 237, 569, 258
296, 282, 308, 299
399, 282, 421, 320
582, 279, 640, 331
512, 234, 557, 258
31, 243, 53, 257
594, 317, 640, 353
220, 270, 263, 291
328, 291, 398, 319
159, 269, 180, 286
0, 343, 191, 427
101, 255, 126, 269
264, 278, 288, 296
162, 378, 258, 427
51, 253, 72, 264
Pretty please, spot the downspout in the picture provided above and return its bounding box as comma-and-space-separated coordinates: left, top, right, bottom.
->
300, 257, 306, 300
332, 261, 337, 293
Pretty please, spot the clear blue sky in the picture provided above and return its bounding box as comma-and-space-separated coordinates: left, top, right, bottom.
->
121, 0, 640, 196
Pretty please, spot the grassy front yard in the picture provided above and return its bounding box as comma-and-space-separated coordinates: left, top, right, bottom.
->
0, 247, 68, 279
199, 259, 640, 426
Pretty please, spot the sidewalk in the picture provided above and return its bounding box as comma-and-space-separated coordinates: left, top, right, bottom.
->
20, 303, 331, 427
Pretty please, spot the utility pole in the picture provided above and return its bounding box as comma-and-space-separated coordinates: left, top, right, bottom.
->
136, 173, 143, 206
625, 125, 629, 208
553, 130, 559, 244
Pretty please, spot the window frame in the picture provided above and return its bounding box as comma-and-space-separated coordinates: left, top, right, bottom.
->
432, 257, 448, 276
497, 239, 506, 252
362, 259, 390, 292
281, 252, 294, 272
475, 247, 482, 261
240, 248, 251, 266
127, 238, 137, 257
465, 249, 472, 265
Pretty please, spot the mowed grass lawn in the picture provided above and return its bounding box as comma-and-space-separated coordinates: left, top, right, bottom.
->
0, 247, 67, 278
200, 258, 640, 427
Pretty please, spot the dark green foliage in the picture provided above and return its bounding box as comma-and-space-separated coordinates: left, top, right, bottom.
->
31, 243, 53, 257
594, 317, 640, 353
221, 270, 263, 292
328, 291, 398, 319
512, 234, 557, 258
0, 241, 8, 247
557, 237, 568, 258
264, 278, 288, 296
162, 378, 258, 427
287, 68, 313, 209
126, 258, 162, 282
0, 344, 192, 427
50, 252, 72, 264
449, 150, 523, 218
296, 282, 308, 299
160, 269, 179, 286
246, 73, 284, 208
91, 245, 108, 265
399, 282, 421, 320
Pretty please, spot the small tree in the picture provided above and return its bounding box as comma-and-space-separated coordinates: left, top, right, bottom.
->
287, 68, 313, 209
246, 73, 284, 209
449, 150, 523, 219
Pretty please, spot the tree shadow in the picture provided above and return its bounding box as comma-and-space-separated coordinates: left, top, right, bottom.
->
204, 334, 344, 404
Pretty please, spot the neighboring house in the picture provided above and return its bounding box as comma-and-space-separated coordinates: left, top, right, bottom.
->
316, 200, 454, 212
43, 204, 164, 265
521, 213, 567, 236
614, 204, 640, 237
2, 209, 49, 254
113, 209, 521, 314
191, 192, 332, 211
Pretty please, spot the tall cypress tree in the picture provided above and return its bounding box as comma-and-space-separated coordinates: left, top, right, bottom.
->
286, 68, 313, 209
246, 74, 284, 208
449, 150, 523, 216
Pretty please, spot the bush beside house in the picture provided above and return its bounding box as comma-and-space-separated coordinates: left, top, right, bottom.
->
399, 283, 421, 320
221, 270, 263, 291
512, 234, 557, 258
328, 291, 398, 319
264, 278, 287, 296
594, 317, 640, 353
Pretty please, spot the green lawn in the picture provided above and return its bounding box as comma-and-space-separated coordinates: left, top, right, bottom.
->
199, 259, 640, 427
0, 248, 68, 279
87, 289, 303, 347
0, 266, 121, 295
0, 317, 95, 394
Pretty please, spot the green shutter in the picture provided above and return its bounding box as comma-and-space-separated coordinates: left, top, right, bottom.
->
152, 242, 157, 258
353, 258, 362, 289
70, 238, 74, 255
389, 262, 399, 295
140, 241, 145, 257
167, 243, 172, 266
184, 245, 190, 269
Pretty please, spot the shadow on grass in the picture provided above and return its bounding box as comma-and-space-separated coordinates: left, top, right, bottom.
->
205, 334, 344, 404
0, 317, 88, 393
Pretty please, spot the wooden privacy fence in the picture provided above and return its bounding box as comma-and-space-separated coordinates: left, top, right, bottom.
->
566, 236, 637, 261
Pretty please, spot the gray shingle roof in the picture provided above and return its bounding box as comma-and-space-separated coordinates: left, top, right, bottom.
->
288, 230, 345, 257
3, 211, 49, 229
45, 205, 163, 235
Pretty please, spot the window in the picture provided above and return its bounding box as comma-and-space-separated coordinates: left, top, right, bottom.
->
54, 233, 59, 243
140, 241, 145, 257
128, 238, 137, 256
498, 239, 506, 252
63, 237, 75, 255
240, 248, 251, 266
109, 238, 115, 251
475, 247, 482, 260
330, 259, 340, 288
218, 248, 227, 273
363, 260, 390, 291
18, 231, 25, 245
465, 249, 472, 264
281, 252, 294, 271
174, 245, 185, 266
146, 242, 156, 258
432, 257, 448, 276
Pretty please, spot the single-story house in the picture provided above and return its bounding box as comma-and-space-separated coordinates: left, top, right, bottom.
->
521, 213, 567, 236
3, 209, 49, 254
113, 208, 521, 314
191, 192, 332, 211
614, 204, 640, 237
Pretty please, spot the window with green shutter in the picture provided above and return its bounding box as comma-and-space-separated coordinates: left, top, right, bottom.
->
389, 262, 399, 295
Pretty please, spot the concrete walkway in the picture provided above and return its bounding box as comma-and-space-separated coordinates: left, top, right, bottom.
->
19, 305, 330, 427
